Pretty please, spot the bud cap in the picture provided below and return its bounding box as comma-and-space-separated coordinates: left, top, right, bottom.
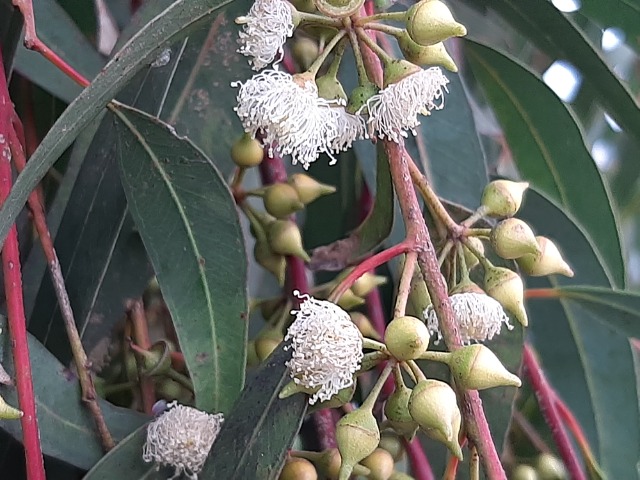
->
484, 266, 528, 327
450, 344, 521, 390
517, 236, 574, 277
384, 316, 430, 361
406, 0, 467, 46
481, 180, 529, 218
490, 218, 540, 259
264, 183, 305, 219
336, 407, 380, 479
288, 173, 336, 204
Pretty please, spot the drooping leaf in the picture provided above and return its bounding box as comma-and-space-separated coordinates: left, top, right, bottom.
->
466, 40, 625, 288
520, 188, 639, 479
113, 104, 247, 413
580, 0, 640, 55
200, 343, 307, 479
0, 0, 235, 249
0, 333, 147, 470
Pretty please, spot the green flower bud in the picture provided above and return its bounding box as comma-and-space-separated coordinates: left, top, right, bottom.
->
352, 272, 387, 298
462, 236, 485, 270
379, 433, 405, 462
384, 316, 430, 361
390, 473, 415, 480
246, 340, 260, 367
315, 0, 364, 17
481, 180, 529, 218
255, 336, 281, 361
397, 31, 458, 72
517, 236, 574, 278
490, 218, 540, 260
288, 173, 336, 204
279, 457, 318, 480
408, 379, 462, 459
309, 383, 356, 412
316, 73, 348, 102
267, 220, 310, 262
337, 289, 366, 310
361, 448, 395, 480
292, 37, 319, 70
264, 183, 305, 219
449, 344, 521, 390
347, 82, 380, 114
336, 407, 380, 479
405, 261, 432, 318
135, 340, 173, 377
484, 266, 528, 327
535, 453, 567, 480
512, 465, 539, 480
350, 312, 382, 340
299, 448, 370, 480
406, 0, 467, 46
383, 59, 422, 88
450, 278, 484, 295
231, 133, 264, 168
254, 239, 286, 285
384, 384, 419, 439
0, 395, 23, 420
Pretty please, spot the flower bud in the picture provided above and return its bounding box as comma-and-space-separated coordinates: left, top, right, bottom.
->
512, 465, 539, 480
264, 183, 305, 219
379, 433, 405, 462
481, 180, 529, 218
254, 239, 287, 285
309, 383, 356, 412
408, 379, 462, 459
292, 37, 319, 70
535, 453, 567, 480
337, 289, 366, 310
361, 448, 395, 480
301, 448, 370, 480
350, 312, 382, 340
336, 407, 381, 479
397, 31, 458, 72
390, 473, 415, 480
484, 266, 528, 327
315, 0, 364, 17
517, 236, 574, 277
0, 395, 23, 420
490, 218, 540, 260
406, 0, 467, 46
288, 173, 336, 204
279, 457, 318, 480
352, 272, 387, 298
136, 340, 173, 377
383, 59, 422, 88
246, 340, 260, 367
316, 73, 348, 102
384, 384, 419, 439
231, 133, 264, 168
347, 82, 379, 114
255, 328, 283, 361
384, 316, 430, 361
268, 220, 310, 262
462, 236, 484, 270
406, 266, 432, 318
449, 344, 521, 390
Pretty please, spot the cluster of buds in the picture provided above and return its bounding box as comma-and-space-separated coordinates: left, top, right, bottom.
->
511, 453, 568, 480
232, 0, 468, 168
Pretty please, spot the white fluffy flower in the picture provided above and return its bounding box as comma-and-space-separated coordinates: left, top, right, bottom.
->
142, 402, 224, 480
363, 67, 449, 143
424, 292, 513, 344
285, 291, 363, 404
327, 105, 367, 158
236, 0, 294, 70
233, 70, 339, 168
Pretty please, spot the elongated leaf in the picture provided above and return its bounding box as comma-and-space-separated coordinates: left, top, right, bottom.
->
473, 0, 640, 145
0, 333, 147, 470
113, 104, 247, 413
555, 287, 640, 340
580, 0, 640, 54
201, 343, 307, 479
0, 0, 234, 249
466, 41, 625, 288
520, 189, 639, 478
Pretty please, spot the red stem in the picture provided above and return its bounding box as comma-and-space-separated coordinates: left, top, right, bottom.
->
404, 438, 435, 480
523, 344, 586, 480
0, 57, 46, 480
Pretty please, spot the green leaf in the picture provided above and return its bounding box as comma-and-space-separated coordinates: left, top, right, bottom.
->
520, 189, 639, 479
13, 0, 105, 103
555, 286, 640, 344
0, 1, 23, 71
0, 333, 147, 470
113, 104, 247, 413
475, 0, 640, 145
0, 0, 234, 250
200, 343, 307, 479
466, 40, 625, 288
580, 0, 640, 54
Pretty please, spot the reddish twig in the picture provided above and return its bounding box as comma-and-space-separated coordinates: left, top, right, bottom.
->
512, 409, 552, 454
523, 344, 586, 480
525, 288, 560, 300
12, 0, 90, 87
0, 58, 46, 480
8, 117, 115, 451
404, 437, 435, 480
127, 299, 156, 415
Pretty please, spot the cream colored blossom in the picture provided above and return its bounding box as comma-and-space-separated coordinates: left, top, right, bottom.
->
363, 67, 449, 143
327, 105, 367, 158
285, 291, 363, 404
424, 292, 513, 344
236, 0, 294, 70
142, 402, 224, 479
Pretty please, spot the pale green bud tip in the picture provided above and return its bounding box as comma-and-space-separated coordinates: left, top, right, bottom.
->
535, 452, 568, 480
288, 173, 336, 204
512, 465, 539, 480
0, 395, 22, 420
352, 272, 387, 297
484, 266, 528, 327
384, 316, 430, 361
481, 180, 529, 218
398, 32, 459, 72
517, 236, 574, 278
336, 408, 381, 478
406, 0, 467, 47
264, 183, 304, 219
267, 220, 310, 262
450, 344, 521, 390
490, 218, 540, 260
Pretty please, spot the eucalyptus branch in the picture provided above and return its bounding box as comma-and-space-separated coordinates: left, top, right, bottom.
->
394, 252, 417, 318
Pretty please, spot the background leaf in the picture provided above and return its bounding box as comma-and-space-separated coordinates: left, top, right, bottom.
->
201, 343, 307, 479
113, 104, 247, 413
466, 40, 625, 288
